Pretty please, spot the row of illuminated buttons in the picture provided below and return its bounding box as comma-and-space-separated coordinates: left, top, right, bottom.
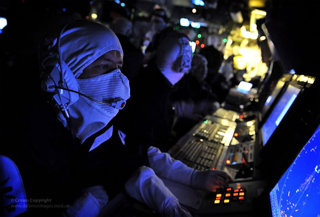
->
213, 187, 246, 204
215, 187, 246, 193
214, 196, 245, 204
216, 192, 245, 198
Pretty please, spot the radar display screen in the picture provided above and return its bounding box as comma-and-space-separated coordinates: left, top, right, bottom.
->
269, 124, 320, 217
262, 84, 300, 146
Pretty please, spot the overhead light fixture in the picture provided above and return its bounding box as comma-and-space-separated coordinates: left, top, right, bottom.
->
0, 17, 8, 32
180, 18, 190, 27
248, 0, 266, 8
259, 35, 266, 41
192, 0, 205, 6
192, 8, 197, 14
91, 13, 98, 20
191, 21, 201, 29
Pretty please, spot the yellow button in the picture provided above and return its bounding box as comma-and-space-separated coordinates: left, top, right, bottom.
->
224, 199, 230, 203
214, 200, 221, 204
216, 193, 222, 198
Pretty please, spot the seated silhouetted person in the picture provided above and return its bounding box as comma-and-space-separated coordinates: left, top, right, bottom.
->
199, 45, 230, 103
111, 17, 144, 80
171, 54, 220, 137
116, 30, 193, 153
6, 20, 143, 216
4, 20, 231, 217
143, 7, 173, 63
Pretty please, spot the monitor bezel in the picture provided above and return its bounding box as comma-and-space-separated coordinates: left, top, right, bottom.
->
261, 82, 302, 146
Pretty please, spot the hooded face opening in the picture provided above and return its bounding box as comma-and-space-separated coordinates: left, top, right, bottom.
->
42, 21, 129, 144
79, 50, 123, 79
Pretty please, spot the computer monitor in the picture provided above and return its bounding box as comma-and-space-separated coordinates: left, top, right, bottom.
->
261, 79, 285, 117
236, 81, 253, 94
269, 124, 320, 217
261, 84, 301, 146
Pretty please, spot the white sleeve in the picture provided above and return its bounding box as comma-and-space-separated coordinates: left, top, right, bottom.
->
124, 166, 193, 217
147, 146, 195, 186
147, 147, 232, 193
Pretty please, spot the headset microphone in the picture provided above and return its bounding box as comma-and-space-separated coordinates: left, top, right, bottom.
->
54, 86, 126, 110
102, 97, 126, 110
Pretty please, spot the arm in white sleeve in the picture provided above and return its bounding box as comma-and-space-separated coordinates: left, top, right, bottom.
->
0, 156, 27, 217
125, 166, 192, 217
147, 146, 231, 192
147, 146, 194, 186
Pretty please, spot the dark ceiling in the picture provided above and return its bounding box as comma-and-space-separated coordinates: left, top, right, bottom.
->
0, 0, 319, 76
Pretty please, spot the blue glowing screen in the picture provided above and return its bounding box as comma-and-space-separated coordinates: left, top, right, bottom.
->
269, 124, 320, 217
262, 85, 300, 146
262, 80, 285, 118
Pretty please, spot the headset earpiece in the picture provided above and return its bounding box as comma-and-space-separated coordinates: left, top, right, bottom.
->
43, 61, 79, 108
172, 37, 192, 73
40, 23, 79, 117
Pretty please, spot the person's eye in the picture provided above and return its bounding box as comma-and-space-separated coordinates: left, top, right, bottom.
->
93, 64, 110, 73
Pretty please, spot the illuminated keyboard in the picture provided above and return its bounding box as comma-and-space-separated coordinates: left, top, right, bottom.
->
192, 119, 236, 146
192, 121, 220, 141
171, 118, 237, 171
172, 138, 224, 170
213, 108, 240, 122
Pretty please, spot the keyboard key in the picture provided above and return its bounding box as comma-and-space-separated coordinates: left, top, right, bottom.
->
224, 199, 230, 204
214, 199, 221, 204
226, 187, 232, 191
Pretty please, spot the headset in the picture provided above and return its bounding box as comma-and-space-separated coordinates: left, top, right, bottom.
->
172, 36, 192, 73
41, 23, 126, 119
